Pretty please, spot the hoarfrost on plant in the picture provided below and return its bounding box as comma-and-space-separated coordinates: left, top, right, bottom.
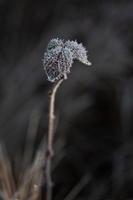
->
43, 38, 91, 82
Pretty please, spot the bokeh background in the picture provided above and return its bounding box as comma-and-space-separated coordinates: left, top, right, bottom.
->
0, 0, 133, 199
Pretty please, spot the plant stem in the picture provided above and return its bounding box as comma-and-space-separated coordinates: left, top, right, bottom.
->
46, 78, 63, 200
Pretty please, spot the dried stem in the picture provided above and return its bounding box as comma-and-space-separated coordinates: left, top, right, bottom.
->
46, 78, 63, 200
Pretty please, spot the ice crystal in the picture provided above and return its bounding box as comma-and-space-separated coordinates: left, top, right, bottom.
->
43, 38, 91, 82
47, 38, 64, 51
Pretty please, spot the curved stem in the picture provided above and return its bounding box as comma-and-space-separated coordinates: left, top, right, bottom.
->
46, 79, 63, 200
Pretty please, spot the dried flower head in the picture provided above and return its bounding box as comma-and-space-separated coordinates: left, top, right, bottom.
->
43, 38, 91, 82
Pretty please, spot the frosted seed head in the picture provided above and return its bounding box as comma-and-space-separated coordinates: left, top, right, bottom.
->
43, 47, 62, 82
43, 45, 73, 82
43, 38, 91, 82
65, 40, 91, 66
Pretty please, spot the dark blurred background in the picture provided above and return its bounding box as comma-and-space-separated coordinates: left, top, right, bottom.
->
0, 0, 133, 199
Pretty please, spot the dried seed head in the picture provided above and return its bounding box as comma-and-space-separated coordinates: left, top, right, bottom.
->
65, 40, 91, 66
43, 45, 73, 82
43, 38, 91, 82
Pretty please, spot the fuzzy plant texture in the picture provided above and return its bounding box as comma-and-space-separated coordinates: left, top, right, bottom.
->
43, 38, 91, 82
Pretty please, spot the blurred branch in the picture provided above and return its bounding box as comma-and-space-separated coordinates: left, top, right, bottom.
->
0, 145, 16, 200
64, 174, 91, 200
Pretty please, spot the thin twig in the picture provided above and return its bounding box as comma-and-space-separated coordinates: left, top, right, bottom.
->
23, 109, 41, 169
64, 174, 91, 200
13, 149, 44, 200
0, 145, 16, 200
46, 78, 63, 200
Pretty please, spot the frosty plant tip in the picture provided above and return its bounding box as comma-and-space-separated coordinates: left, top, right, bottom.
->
43, 38, 91, 200
43, 38, 91, 82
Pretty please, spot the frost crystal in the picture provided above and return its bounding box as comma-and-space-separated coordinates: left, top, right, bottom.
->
43, 38, 91, 82
65, 40, 91, 66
